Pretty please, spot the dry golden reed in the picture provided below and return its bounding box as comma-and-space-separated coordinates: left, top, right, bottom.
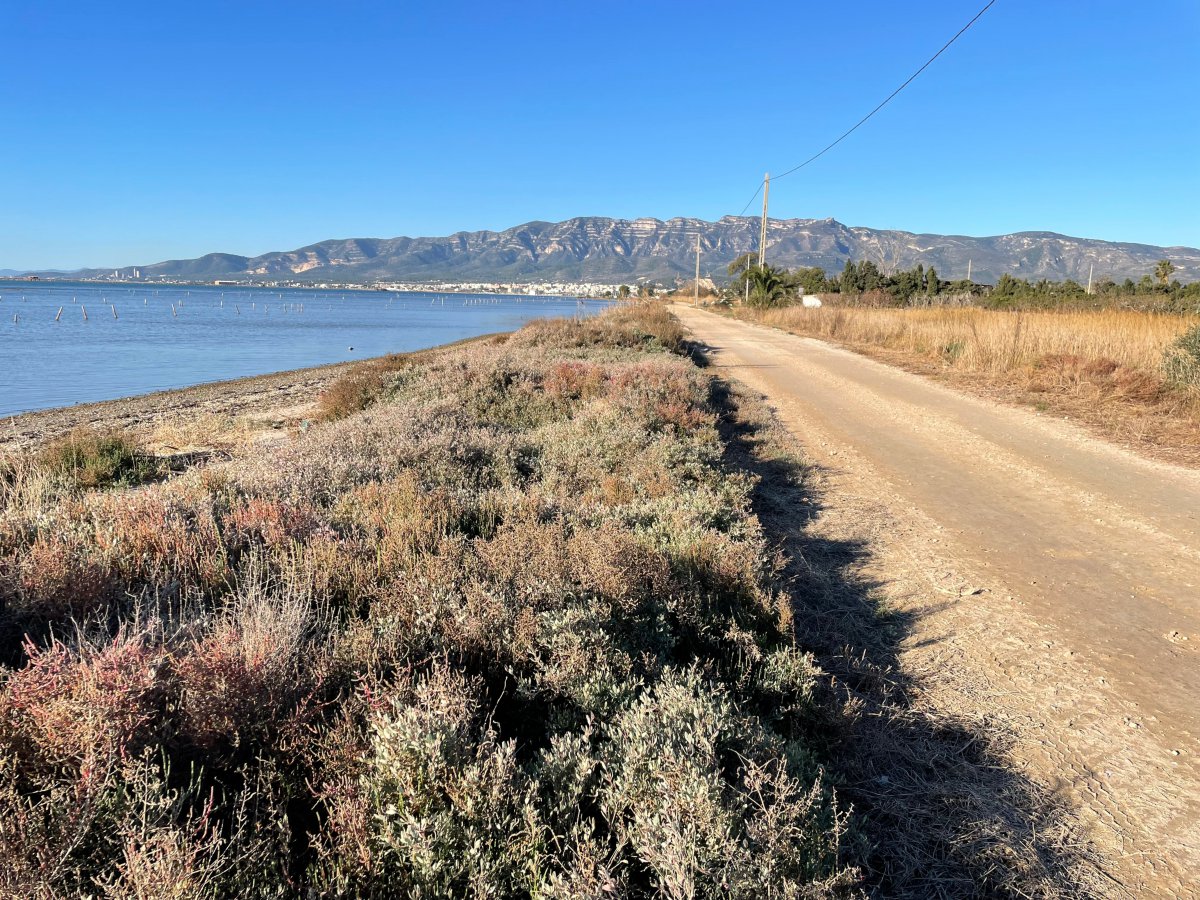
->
750, 306, 1194, 376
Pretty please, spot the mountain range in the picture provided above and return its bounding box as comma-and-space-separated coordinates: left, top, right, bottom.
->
28, 217, 1200, 285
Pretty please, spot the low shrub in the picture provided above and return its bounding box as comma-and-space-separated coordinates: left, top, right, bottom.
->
317, 370, 387, 421
1163, 324, 1200, 389
175, 570, 327, 755
0, 626, 168, 772
0, 303, 858, 897
38, 428, 157, 490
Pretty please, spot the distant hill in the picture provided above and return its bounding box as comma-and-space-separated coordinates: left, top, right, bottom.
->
55, 217, 1200, 285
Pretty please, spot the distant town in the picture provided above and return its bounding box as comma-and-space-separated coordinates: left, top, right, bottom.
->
7, 270, 670, 298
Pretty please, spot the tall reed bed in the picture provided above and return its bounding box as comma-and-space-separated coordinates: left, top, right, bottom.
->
749, 306, 1195, 376
0, 304, 855, 898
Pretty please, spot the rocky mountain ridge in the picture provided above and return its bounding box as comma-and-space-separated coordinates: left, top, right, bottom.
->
50, 217, 1200, 285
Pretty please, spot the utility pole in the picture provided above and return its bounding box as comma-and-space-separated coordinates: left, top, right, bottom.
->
1087, 261, 1094, 295
758, 172, 770, 267
966, 259, 972, 283
694, 233, 701, 305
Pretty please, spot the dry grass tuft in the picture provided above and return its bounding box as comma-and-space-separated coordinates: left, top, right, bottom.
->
743, 305, 1200, 461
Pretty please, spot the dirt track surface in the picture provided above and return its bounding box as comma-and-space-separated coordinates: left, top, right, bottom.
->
675, 305, 1200, 896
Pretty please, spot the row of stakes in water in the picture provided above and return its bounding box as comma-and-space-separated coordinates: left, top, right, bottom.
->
3, 290, 559, 325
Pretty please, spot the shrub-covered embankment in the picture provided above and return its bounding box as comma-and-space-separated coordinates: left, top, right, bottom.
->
0, 305, 856, 898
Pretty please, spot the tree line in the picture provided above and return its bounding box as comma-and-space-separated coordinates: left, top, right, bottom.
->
721, 255, 1199, 311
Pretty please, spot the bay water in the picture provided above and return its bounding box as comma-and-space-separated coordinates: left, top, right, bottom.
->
0, 282, 608, 417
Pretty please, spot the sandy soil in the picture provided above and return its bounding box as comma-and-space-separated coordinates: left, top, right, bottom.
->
0, 363, 356, 453
676, 304, 1200, 897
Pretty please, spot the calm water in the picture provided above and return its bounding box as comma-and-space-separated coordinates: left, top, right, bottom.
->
0, 282, 608, 416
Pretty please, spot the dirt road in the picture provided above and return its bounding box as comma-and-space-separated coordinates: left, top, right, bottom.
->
674, 305, 1200, 895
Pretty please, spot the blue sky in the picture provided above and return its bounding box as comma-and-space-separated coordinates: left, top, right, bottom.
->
2, 0, 1197, 269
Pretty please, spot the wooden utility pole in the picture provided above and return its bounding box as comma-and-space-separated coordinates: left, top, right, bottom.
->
694, 233, 701, 305
966, 259, 972, 283
758, 173, 770, 267
1087, 262, 1094, 295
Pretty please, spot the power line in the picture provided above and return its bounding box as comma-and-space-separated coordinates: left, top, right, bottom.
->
737, 181, 764, 217
735, 0, 998, 214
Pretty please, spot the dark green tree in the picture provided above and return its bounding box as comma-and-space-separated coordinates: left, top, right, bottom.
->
994, 273, 1022, 298
728, 252, 756, 280
841, 260, 859, 293
745, 264, 789, 307
859, 261, 885, 292
790, 266, 830, 294
926, 266, 938, 295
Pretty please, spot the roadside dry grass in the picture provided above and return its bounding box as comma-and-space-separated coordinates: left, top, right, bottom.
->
0, 304, 859, 898
739, 306, 1200, 465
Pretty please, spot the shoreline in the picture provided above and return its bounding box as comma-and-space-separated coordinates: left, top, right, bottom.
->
0, 331, 508, 452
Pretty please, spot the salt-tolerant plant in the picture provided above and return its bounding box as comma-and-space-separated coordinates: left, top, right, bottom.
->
38, 428, 159, 491
0, 304, 858, 897
174, 559, 329, 754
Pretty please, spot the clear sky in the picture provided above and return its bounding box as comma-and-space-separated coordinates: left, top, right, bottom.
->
2, 0, 1197, 270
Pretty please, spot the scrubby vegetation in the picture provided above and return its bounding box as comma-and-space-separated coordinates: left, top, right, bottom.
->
0, 305, 856, 897
722, 255, 1200, 312
36, 427, 160, 490
1163, 324, 1200, 390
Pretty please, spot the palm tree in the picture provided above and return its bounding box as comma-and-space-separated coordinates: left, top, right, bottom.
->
746, 264, 788, 307
1155, 259, 1177, 286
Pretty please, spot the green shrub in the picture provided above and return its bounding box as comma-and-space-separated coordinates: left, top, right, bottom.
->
1163, 324, 1200, 389
38, 428, 156, 490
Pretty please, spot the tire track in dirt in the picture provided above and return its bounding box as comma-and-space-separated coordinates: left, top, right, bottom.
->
676, 305, 1200, 897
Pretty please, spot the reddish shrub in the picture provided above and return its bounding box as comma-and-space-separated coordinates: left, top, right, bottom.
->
16, 534, 115, 626
175, 588, 323, 753
567, 525, 672, 612
91, 491, 228, 592
543, 361, 607, 403
318, 370, 387, 421
608, 362, 712, 431
0, 629, 166, 771
225, 497, 325, 551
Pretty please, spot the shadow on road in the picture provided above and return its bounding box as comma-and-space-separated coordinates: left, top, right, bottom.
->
710, 376, 1116, 899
